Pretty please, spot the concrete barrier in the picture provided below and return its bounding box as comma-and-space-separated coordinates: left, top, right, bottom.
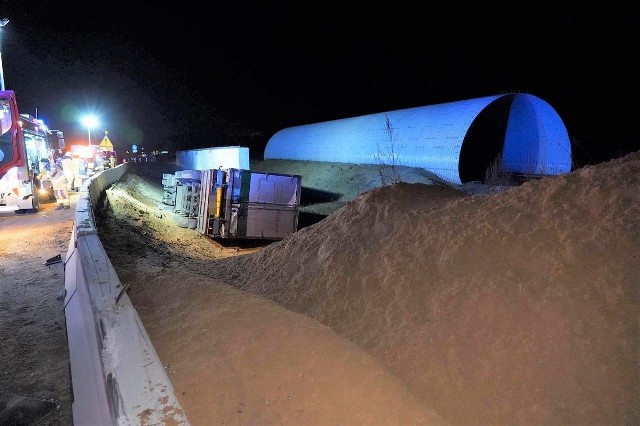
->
63, 164, 189, 425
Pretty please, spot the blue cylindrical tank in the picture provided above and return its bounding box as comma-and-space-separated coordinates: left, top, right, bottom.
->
264, 93, 572, 185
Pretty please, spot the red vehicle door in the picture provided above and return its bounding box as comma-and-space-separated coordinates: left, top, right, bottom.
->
0, 90, 24, 179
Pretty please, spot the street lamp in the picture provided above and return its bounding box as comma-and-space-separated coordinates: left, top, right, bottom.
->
81, 115, 99, 146
0, 18, 9, 91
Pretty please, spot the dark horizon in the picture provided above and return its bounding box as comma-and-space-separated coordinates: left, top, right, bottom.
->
0, 2, 636, 165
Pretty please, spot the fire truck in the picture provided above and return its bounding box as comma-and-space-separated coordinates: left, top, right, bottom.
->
0, 90, 61, 213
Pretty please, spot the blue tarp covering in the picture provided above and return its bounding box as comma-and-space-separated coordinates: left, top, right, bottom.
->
264, 93, 572, 185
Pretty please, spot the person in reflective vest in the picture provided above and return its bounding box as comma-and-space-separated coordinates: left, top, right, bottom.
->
44, 160, 70, 210
61, 153, 74, 192
69, 154, 86, 191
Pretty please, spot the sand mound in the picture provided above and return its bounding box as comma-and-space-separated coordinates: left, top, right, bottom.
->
101, 154, 640, 424
209, 152, 640, 424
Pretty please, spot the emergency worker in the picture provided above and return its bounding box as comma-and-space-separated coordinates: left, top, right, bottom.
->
70, 154, 86, 191
61, 153, 74, 191
95, 154, 103, 171
36, 158, 54, 201
44, 159, 70, 210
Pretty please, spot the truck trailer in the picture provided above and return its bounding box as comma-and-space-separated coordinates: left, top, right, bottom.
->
197, 168, 302, 240
160, 167, 302, 240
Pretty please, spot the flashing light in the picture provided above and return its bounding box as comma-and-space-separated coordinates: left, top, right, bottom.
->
71, 144, 97, 159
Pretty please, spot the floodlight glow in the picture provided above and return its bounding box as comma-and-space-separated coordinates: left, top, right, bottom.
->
81, 115, 99, 128
81, 115, 99, 146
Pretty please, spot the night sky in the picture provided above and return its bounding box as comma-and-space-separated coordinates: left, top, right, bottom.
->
1, 2, 637, 164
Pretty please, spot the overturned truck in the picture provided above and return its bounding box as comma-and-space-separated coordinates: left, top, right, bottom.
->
198, 168, 302, 240
161, 168, 302, 240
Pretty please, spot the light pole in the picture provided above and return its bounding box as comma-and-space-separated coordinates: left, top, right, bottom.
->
81, 115, 99, 146
0, 18, 9, 91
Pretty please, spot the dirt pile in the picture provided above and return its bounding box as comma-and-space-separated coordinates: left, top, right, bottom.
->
98, 170, 449, 425
209, 153, 640, 425
99, 155, 640, 424
250, 159, 443, 215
